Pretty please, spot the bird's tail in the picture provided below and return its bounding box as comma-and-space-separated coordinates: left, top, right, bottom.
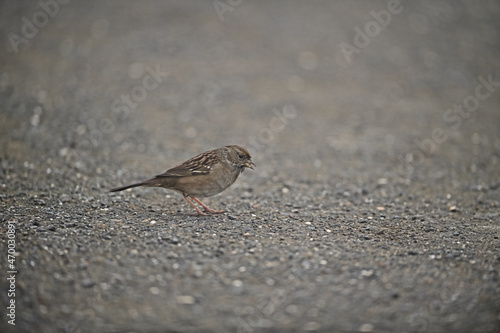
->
110, 182, 147, 192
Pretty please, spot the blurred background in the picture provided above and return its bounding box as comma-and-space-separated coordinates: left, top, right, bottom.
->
1, 0, 499, 190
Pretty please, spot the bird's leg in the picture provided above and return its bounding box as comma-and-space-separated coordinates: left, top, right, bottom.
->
183, 194, 210, 216
191, 196, 225, 214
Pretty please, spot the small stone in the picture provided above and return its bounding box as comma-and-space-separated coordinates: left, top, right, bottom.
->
449, 205, 458, 212
81, 279, 94, 288
360, 269, 374, 277
358, 323, 374, 332
232, 280, 243, 287
304, 321, 321, 331
176, 295, 195, 305
228, 215, 236, 220
100, 282, 111, 290
59, 147, 69, 157
377, 178, 388, 185
60, 194, 70, 203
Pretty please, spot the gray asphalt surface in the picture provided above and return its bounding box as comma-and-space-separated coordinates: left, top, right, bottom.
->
1, 1, 500, 332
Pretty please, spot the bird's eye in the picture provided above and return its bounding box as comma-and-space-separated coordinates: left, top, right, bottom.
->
238, 153, 245, 159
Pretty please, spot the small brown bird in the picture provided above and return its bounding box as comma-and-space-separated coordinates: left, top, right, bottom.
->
110, 145, 255, 215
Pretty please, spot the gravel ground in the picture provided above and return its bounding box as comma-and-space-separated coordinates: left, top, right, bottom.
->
1, 1, 500, 332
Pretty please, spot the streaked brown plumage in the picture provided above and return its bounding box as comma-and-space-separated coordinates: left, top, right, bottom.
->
110, 145, 255, 215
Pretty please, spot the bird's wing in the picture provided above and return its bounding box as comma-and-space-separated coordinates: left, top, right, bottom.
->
155, 150, 218, 178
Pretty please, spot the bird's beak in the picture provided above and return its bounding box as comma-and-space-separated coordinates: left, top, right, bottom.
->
245, 160, 256, 170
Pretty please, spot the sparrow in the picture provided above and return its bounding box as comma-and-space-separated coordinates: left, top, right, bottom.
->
110, 145, 255, 215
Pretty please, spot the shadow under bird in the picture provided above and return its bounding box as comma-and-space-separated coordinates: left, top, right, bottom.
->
110, 145, 255, 215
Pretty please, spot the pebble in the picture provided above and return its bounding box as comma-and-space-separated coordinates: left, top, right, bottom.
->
60, 194, 71, 203
358, 323, 374, 332
360, 269, 374, 277
304, 321, 321, 331
81, 279, 95, 288
176, 295, 195, 305
232, 280, 243, 288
